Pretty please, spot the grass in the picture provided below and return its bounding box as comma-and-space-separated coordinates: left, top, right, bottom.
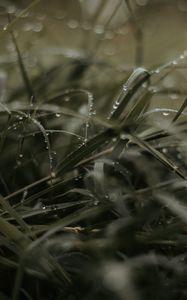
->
0, 1, 187, 299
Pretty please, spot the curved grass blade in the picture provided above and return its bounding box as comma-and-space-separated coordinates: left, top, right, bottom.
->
3, 0, 41, 33
9, 27, 35, 104
55, 128, 116, 176
172, 97, 187, 123
0, 216, 30, 251
109, 68, 150, 122
129, 133, 186, 179
0, 195, 31, 235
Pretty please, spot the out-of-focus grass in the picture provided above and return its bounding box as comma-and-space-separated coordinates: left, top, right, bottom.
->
0, 1, 187, 299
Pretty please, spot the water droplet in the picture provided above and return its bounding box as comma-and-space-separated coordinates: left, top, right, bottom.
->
19, 116, 23, 120
113, 103, 118, 110
123, 85, 128, 92
172, 60, 177, 65
55, 113, 61, 118
142, 82, 148, 88
163, 112, 170, 116
67, 19, 79, 29
94, 25, 104, 34
170, 93, 178, 100
33, 22, 43, 33
120, 133, 126, 140
94, 200, 99, 206
19, 154, 23, 158
64, 96, 70, 102
42, 205, 46, 210
3, 25, 8, 31
51, 172, 56, 178
162, 148, 168, 154
155, 69, 160, 74
149, 87, 158, 94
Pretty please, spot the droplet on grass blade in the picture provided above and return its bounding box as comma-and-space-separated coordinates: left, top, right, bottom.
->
55, 113, 61, 118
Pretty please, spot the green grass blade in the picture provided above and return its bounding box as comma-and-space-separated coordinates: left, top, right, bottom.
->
129, 133, 186, 179
56, 129, 116, 175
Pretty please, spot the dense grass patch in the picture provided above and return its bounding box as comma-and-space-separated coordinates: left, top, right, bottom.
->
0, 1, 187, 299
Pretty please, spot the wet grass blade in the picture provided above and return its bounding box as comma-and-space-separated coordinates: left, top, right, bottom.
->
9, 28, 35, 103
129, 133, 186, 179
109, 68, 150, 122
55, 128, 116, 175
4, 0, 41, 33
172, 97, 187, 123
0, 216, 30, 251
0, 195, 31, 234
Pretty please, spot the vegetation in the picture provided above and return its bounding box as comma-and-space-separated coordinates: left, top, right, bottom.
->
0, 1, 187, 299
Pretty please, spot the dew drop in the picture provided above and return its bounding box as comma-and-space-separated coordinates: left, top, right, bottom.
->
120, 133, 126, 140
67, 19, 79, 29
55, 113, 61, 118
51, 172, 56, 178
142, 82, 148, 88
172, 60, 177, 65
162, 148, 168, 154
19, 154, 23, 158
170, 93, 178, 100
123, 85, 128, 92
94, 25, 104, 34
3, 25, 8, 31
94, 200, 99, 206
33, 22, 43, 33
163, 112, 170, 116
64, 96, 70, 102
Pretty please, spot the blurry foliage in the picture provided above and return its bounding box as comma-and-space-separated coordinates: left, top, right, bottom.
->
0, 1, 187, 299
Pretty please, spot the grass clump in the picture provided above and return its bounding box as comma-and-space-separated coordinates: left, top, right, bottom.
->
0, 1, 187, 299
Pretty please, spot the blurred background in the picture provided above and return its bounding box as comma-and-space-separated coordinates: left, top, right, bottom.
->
0, 0, 187, 66
0, 0, 187, 111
